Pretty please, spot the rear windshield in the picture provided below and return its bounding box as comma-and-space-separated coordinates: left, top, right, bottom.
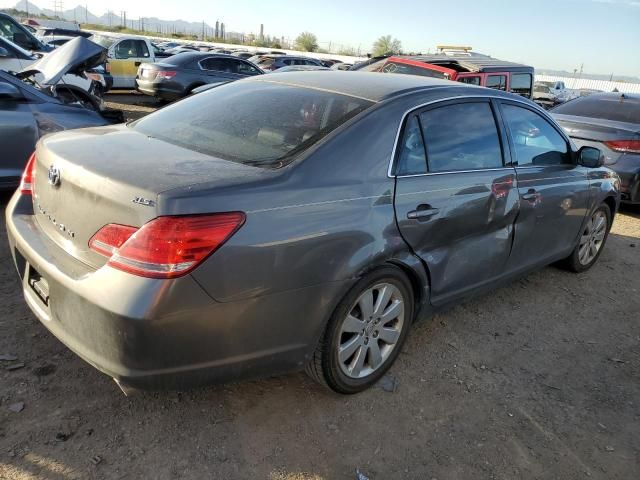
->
131, 81, 373, 167
552, 95, 640, 124
255, 56, 275, 66
359, 59, 449, 79
90, 35, 114, 49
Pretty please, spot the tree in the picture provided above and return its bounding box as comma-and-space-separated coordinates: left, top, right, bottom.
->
372, 35, 402, 56
295, 32, 318, 52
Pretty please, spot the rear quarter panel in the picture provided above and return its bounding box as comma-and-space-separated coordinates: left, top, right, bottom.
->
166, 96, 431, 303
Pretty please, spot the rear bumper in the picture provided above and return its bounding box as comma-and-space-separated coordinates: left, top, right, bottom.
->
135, 79, 184, 101
610, 162, 640, 204
6, 193, 345, 390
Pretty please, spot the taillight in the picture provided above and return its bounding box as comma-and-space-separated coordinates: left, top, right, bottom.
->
89, 224, 138, 257
604, 140, 640, 154
89, 213, 245, 279
156, 71, 177, 79
20, 152, 36, 195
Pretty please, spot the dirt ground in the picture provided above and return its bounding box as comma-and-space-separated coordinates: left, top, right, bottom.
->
1, 95, 639, 479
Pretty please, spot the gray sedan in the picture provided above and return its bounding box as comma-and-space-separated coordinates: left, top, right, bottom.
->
6, 72, 619, 394
135, 52, 263, 101
552, 93, 640, 204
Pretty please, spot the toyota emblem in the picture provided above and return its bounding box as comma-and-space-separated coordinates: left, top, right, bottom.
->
48, 165, 61, 187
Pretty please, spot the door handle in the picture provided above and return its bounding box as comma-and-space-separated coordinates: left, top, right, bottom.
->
135, 61, 142, 67
407, 204, 439, 220
522, 189, 540, 202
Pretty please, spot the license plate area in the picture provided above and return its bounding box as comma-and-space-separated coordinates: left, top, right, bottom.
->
28, 266, 50, 306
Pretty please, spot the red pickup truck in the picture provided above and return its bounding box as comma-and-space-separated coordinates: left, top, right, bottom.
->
353, 50, 534, 99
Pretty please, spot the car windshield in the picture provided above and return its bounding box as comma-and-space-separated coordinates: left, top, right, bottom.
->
552, 95, 640, 124
89, 35, 114, 49
131, 81, 374, 167
0, 37, 35, 59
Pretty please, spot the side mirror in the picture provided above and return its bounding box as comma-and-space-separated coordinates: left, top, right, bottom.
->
578, 146, 604, 168
0, 83, 23, 100
0, 47, 9, 57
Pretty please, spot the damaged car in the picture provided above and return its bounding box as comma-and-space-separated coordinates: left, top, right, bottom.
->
0, 37, 123, 190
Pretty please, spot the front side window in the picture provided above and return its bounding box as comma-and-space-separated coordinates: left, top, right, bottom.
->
501, 104, 569, 166
115, 40, 148, 59
510, 73, 532, 98
236, 61, 261, 75
419, 102, 503, 172
396, 116, 427, 175
486, 75, 507, 91
458, 76, 481, 86
132, 81, 373, 167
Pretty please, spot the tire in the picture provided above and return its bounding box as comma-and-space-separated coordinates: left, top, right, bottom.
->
563, 204, 612, 272
306, 266, 415, 394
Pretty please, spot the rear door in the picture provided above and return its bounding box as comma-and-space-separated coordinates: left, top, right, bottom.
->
109, 39, 152, 88
498, 101, 591, 270
393, 99, 519, 304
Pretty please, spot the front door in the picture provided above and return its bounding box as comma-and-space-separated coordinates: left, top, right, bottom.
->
393, 99, 519, 304
0, 79, 37, 185
499, 101, 591, 271
109, 39, 152, 88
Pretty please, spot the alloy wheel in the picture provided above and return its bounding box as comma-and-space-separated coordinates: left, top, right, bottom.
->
337, 283, 405, 379
578, 210, 608, 265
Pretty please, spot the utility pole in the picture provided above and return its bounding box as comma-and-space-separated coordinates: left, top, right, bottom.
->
52, 0, 63, 19
85, 3, 88, 23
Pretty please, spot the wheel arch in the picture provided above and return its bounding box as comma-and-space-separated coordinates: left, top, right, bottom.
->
603, 195, 617, 223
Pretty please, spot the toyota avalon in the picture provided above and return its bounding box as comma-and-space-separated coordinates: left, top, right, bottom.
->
6, 72, 619, 394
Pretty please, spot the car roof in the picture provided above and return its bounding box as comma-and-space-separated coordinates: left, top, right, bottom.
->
396, 53, 533, 73
248, 70, 490, 102
585, 92, 640, 101
165, 52, 243, 62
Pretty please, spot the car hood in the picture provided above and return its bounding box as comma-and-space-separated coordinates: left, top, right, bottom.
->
18, 36, 106, 85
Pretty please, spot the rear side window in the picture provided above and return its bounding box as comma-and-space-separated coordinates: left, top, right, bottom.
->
502, 104, 569, 166
551, 95, 640, 124
487, 75, 507, 91
419, 102, 503, 172
201, 57, 236, 72
396, 116, 427, 175
510, 73, 532, 98
131, 81, 373, 167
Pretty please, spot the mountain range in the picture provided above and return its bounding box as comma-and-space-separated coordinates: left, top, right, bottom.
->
11, 0, 224, 36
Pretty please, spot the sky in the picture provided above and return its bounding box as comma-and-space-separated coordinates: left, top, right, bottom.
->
3, 0, 640, 76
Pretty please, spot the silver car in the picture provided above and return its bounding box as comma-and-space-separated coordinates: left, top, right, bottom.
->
6, 72, 620, 394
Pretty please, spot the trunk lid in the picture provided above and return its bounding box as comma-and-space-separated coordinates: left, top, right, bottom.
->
32, 124, 265, 268
553, 114, 639, 142
18, 36, 107, 86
